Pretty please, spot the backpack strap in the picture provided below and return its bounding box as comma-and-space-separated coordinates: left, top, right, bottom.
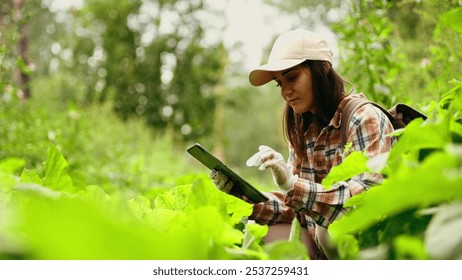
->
340, 97, 427, 148
340, 98, 369, 148
340, 99, 399, 148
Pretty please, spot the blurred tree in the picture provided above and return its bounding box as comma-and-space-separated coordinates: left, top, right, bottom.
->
267, 0, 399, 105
0, 1, 15, 96
66, 0, 227, 141
387, 0, 462, 102
264, 0, 462, 106
11, 0, 31, 99
264, 0, 345, 26
0, 0, 33, 100
219, 0, 461, 174
332, 0, 400, 106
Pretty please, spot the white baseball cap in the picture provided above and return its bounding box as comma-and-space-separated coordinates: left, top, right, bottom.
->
249, 29, 333, 86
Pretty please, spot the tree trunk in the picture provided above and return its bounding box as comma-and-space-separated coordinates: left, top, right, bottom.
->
12, 0, 31, 99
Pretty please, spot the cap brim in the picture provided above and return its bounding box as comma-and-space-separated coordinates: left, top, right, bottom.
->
249, 59, 305, 86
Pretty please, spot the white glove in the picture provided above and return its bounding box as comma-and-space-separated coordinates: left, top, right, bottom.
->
246, 145, 297, 191
209, 169, 233, 193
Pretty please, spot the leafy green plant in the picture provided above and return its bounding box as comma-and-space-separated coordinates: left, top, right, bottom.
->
0, 144, 308, 260
323, 81, 462, 259
332, 0, 401, 106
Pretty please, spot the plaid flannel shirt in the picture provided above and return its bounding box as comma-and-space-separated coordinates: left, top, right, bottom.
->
250, 93, 396, 239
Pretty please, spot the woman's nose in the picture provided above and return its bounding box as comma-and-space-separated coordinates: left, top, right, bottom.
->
281, 85, 292, 97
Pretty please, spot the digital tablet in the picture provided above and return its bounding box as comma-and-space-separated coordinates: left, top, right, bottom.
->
187, 143, 268, 203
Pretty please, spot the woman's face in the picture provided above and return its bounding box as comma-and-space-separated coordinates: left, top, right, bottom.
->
272, 64, 314, 114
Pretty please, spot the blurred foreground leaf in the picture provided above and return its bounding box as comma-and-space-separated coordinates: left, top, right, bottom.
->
425, 202, 462, 260
440, 8, 462, 34
330, 151, 462, 239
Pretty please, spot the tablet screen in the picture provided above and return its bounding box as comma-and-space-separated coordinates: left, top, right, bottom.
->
187, 143, 268, 203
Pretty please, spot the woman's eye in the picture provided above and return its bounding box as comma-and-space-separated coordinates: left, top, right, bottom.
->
287, 75, 296, 81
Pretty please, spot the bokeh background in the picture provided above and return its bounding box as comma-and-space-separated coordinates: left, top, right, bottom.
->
1, 0, 461, 191
1, 0, 462, 261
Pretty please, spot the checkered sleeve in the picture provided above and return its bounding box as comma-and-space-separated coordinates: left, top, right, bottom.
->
249, 191, 297, 225
284, 104, 395, 227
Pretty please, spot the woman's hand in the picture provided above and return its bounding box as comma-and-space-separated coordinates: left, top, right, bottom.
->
209, 169, 234, 193
246, 145, 297, 191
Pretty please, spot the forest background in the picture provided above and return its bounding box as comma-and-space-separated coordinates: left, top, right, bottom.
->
0, 0, 461, 260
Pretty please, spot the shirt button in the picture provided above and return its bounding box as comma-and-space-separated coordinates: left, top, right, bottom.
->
317, 161, 323, 166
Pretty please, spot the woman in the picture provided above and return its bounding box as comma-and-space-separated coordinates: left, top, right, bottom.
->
211, 29, 395, 259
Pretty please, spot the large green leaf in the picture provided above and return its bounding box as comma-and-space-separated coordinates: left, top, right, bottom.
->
0, 158, 24, 174
0, 171, 19, 193
15, 196, 163, 259
20, 169, 42, 185
241, 222, 268, 251
13, 183, 61, 199
440, 8, 462, 34
79, 185, 111, 202
153, 184, 191, 210
322, 151, 369, 189
393, 235, 427, 260
329, 150, 462, 239
336, 234, 359, 260
13, 189, 240, 259
264, 240, 308, 260
42, 145, 74, 192
425, 202, 462, 260
127, 195, 151, 219
188, 178, 252, 225
388, 117, 450, 164
147, 208, 186, 231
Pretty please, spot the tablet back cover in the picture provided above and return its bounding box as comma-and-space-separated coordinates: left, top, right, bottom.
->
187, 143, 268, 203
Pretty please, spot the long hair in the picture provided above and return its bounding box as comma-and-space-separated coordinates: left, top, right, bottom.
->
283, 60, 346, 174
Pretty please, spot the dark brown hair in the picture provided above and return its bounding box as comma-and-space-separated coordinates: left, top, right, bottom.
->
283, 60, 346, 174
